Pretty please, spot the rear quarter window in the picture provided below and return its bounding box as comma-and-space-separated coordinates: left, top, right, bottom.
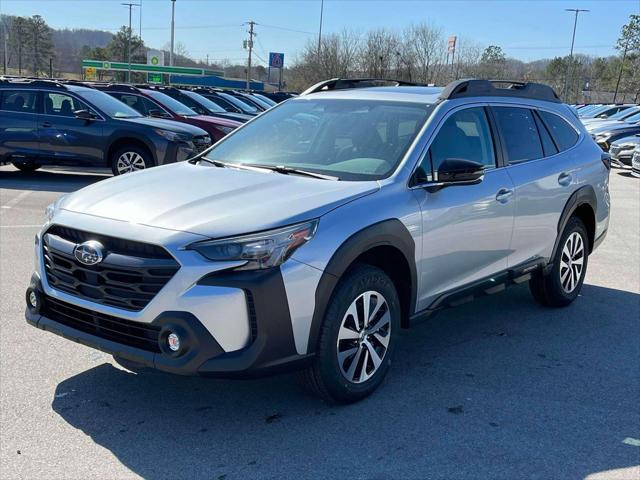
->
493, 107, 543, 164
539, 111, 579, 151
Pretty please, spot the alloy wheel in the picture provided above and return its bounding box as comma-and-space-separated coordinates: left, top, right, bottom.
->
336, 290, 391, 384
560, 231, 585, 293
116, 152, 147, 174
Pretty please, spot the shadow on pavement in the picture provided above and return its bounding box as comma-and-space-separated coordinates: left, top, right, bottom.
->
0, 168, 109, 193
51, 283, 640, 479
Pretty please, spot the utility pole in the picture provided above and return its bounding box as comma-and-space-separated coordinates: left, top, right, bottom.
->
563, 8, 589, 100
245, 20, 256, 90
317, 0, 324, 57
122, 2, 140, 83
170, 0, 176, 66
2, 17, 7, 75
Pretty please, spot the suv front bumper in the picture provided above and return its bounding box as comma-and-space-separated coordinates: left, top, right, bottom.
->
26, 267, 314, 377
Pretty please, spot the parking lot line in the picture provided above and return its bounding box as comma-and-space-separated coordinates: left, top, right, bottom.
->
0, 190, 32, 209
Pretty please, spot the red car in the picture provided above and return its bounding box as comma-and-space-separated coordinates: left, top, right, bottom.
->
93, 84, 241, 142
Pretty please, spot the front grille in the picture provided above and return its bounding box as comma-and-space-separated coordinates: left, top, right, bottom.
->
42, 296, 161, 353
43, 226, 180, 311
193, 135, 211, 154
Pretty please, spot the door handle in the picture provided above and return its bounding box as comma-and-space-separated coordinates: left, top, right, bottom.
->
558, 172, 572, 186
495, 188, 514, 203
41, 122, 52, 128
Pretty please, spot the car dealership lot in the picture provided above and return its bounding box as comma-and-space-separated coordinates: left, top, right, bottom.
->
1, 166, 638, 480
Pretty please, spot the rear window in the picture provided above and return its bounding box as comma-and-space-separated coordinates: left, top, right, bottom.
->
493, 107, 543, 163
539, 111, 579, 151
0, 90, 37, 113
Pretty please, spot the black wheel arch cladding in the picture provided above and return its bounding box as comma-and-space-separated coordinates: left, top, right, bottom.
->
552, 185, 597, 260
308, 218, 417, 354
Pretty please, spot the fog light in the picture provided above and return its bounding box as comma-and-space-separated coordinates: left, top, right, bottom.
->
26, 288, 41, 313
167, 332, 181, 352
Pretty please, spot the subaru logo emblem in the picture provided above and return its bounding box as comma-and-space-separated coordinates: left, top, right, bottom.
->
73, 240, 105, 266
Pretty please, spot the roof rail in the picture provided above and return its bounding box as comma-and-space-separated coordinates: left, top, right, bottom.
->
300, 78, 426, 96
439, 79, 561, 103
0, 77, 68, 89
91, 83, 141, 93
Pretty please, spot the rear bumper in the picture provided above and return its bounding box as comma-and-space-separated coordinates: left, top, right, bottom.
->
26, 272, 313, 378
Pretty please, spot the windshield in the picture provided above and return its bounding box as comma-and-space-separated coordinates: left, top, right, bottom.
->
204, 98, 433, 181
143, 90, 197, 116
219, 92, 259, 113
253, 93, 277, 106
625, 112, 640, 123
610, 107, 640, 120
76, 90, 141, 118
180, 90, 227, 113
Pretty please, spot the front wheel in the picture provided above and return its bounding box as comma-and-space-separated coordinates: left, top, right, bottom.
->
299, 264, 400, 404
530, 216, 589, 307
12, 161, 41, 173
111, 145, 154, 176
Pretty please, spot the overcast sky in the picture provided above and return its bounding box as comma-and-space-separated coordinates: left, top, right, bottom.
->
1, 0, 638, 65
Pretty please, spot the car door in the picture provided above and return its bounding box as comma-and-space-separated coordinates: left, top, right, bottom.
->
412, 106, 516, 308
0, 89, 39, 162
38, 91, 104, 166
492, 106, 580, 267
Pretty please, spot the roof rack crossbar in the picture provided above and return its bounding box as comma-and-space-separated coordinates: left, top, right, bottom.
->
439, 79, 561, 103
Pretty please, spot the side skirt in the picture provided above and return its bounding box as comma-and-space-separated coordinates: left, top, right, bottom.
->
409, 258, 546, 325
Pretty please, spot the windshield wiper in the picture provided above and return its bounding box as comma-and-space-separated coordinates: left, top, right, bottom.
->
190, 157, 229, 167
247, 164, 339, 180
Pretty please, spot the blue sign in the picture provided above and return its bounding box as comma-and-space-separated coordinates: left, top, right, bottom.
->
269, 52, 284, 69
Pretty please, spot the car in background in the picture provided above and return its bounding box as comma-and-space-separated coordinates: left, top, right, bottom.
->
0, 78, 211, 175
91, 84, 241, 142
579, 104, 633, 119
261, 91, 297, 103
251, 92, 278, 107
582, 106, 640, 126
591, 121, 640, 151
192, 87, 262, 116
609, 135, 640, 168
631, 146, 640, 177
142, 85, 251, 123
585, 110, 640, 134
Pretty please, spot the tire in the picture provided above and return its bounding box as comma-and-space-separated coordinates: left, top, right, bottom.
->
529, 216, 589, 307
110, 145, 154, 176
299, 264, 400, 404
12, 161, 40, 173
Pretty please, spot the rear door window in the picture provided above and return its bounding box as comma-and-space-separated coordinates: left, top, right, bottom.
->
493, 107, 543, 164
0, 90, 38, 113
44, 92, 91, 117
539, 111, 579, 151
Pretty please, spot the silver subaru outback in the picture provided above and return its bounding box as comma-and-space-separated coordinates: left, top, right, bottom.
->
26, 79, 610, 403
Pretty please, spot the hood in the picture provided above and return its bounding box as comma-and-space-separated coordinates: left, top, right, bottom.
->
59, 162, 378, 238
612, 135, 640, 147
192, 115, 242, 128
216, 112, 252, 123
122, 117, 208, 136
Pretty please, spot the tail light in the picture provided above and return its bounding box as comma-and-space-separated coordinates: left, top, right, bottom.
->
601, 152, 611, 170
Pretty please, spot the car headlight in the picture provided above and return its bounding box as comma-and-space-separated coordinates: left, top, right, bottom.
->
45, 194, 67, 223
188, 220, 318, 270
594, 133, 611, 142
154, 129, 190, 142
217, 126, 235, 135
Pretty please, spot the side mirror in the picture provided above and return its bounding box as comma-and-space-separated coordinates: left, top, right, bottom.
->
74, 109, 96, 121
148, 109, 171, 119
424, 158, 485, 192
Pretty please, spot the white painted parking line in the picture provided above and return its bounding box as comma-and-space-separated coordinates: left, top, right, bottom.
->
0, 190, 32, 209
0, 225, 42, 228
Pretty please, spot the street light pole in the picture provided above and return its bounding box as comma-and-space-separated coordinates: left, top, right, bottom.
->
122, 3, 140, 83
170, 0, 176, 66
245, 20, 255, 90
317, 0, 324, 57
563, 8, 589, 100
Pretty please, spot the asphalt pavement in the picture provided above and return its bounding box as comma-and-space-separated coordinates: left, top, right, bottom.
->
1, 164, 638, 480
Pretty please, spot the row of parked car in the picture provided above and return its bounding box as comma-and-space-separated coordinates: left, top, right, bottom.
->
574, 102, 640, 177
0, 76, 296, 175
